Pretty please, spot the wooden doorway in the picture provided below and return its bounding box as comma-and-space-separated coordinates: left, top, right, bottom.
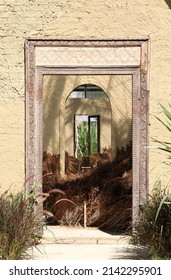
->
25, 38, 149, 227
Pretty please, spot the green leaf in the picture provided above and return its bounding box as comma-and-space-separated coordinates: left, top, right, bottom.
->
155, 116, 171, 132
158, 147, 171, 154
155, 195, 168, 223
159, 103, 171, 121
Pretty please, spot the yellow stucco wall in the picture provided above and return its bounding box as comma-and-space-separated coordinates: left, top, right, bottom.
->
0, 0, 171, 189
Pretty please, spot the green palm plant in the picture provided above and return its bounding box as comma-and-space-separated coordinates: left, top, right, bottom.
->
152, 103, 171, 159
77, 121, 89, 157
132, 103, 171, 259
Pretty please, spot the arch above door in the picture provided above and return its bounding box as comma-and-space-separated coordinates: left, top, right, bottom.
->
25, 38, 149, 225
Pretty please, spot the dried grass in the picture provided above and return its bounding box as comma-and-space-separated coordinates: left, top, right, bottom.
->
43, 143, 132, 232
0, 190, 42, 260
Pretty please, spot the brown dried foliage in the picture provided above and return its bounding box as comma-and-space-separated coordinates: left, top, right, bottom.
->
43, 144, 132, 232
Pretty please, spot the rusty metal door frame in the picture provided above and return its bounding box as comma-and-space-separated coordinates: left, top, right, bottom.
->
25, 38, 150, 225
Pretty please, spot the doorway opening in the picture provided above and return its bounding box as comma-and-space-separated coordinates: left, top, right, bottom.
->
43, 76, 132, 233
74, 115, 100, 158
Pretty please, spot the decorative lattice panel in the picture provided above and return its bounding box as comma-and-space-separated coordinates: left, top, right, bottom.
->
35, 46, 140, 66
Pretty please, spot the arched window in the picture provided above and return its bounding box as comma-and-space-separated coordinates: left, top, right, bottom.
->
68, 84, 107, 99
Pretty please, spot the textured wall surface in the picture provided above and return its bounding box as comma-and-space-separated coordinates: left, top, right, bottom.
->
0, 0, 171, 189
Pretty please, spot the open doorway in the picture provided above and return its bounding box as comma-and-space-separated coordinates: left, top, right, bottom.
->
43, 75, 132, 232
74, 115, 100, 158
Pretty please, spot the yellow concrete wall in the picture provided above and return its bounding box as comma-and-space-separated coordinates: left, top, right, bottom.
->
0, 0, 171, 190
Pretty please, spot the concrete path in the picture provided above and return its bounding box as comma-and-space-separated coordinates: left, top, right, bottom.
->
29, 226, 149, 260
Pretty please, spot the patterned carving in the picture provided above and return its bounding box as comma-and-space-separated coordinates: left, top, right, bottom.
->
26, 40, 36, 191
132, 70, 140, 220
35, 46, 140, 66
25, 39, 149, 223
140, 69, 148, 201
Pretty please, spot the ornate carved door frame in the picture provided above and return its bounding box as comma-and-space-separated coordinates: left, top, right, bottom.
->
25, 38, 149, 224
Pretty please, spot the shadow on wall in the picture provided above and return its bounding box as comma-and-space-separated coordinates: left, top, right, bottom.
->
43, 75, 67, 153
43, 75, 132, 157
43, 76, 113, 154
105, 75, 132, 150
116, 117, 132, 149
164, 0, 171, 9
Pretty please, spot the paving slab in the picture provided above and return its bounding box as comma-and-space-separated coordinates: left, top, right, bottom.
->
28, 226, 149, 260
41, 226, 131, 244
